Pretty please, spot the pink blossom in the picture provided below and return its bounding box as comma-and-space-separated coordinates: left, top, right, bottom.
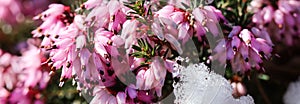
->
231, 82, 247, 98
81, 0, 103, 10
214, 27, 273, 73
31, 1, 228, 103
0, 88, 9, 103
116, 92, 126, 103
155, 5, 190, 44
121, 19, 139, 49
137, 91, 155, 103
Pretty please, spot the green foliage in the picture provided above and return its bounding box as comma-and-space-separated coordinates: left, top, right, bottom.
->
123, 0, 147, 17
215, 0, 253, 27
130, 39, 160, 59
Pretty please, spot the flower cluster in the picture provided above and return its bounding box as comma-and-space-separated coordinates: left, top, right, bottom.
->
251, 0, 300, 46
154, 4, 224, 45
32, 2, 148, 103
0, 39, 50, 104
214, 26, 273, 73
31, 0, 232, 103
1, 0, 298, 103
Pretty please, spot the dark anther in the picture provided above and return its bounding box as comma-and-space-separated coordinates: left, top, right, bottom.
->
293, 26, 298, 31
52, 45, 58, 49
107, 40, 113, 45
102, 79, 106, 82
104, 54, 110, 59
106, 62, 111, 67
45, 34, 50, 37
245, 57, 249, 62
60, 77, 67, 82
99, 70, 104, 75
107, 70, 114, 76
37, 28, 43, 32
66, 62, 71, 68
43, 14, 48, 18
80, 4, 86, 9
233, 46, 237, 51
174, 77, 180, 83
259, 51, 265, 57
54, 35, 59, 39
176, 60, 181, 65
51, 66, 56, 71
264, 23, 269, 27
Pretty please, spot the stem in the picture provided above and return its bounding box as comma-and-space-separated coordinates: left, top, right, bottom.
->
255, 76, 271, 104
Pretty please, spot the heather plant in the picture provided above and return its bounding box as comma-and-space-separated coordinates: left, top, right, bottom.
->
0, 0, 300, 104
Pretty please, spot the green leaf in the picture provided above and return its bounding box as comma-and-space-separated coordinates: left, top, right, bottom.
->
123, 3, 135, 10
147, 5, 153, 16
225, 67, 233, 78
151, 48, 155, 56
132, 45, 142, 51
258, 73, 270, 81
144, 39, 149, 52
136, 18, 147, 25
131, 51, 147, 58
137, 39, 144, 48
181, 2, 190, 10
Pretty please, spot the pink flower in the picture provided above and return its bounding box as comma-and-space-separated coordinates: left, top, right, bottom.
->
137, 91, 155, 103
31, 1, 228, 103
0, 88, 9, 103
90, 85, 137, 104
154, 5, 225, 54
214, 27, 273, 73
155, 4, 222, 46
231, 82, 247, 98
121, 20, 139, 49
81, 0, 103, 10
155, 5, 190, 44
248, 0, 264, 12
274, 10, 284, 27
